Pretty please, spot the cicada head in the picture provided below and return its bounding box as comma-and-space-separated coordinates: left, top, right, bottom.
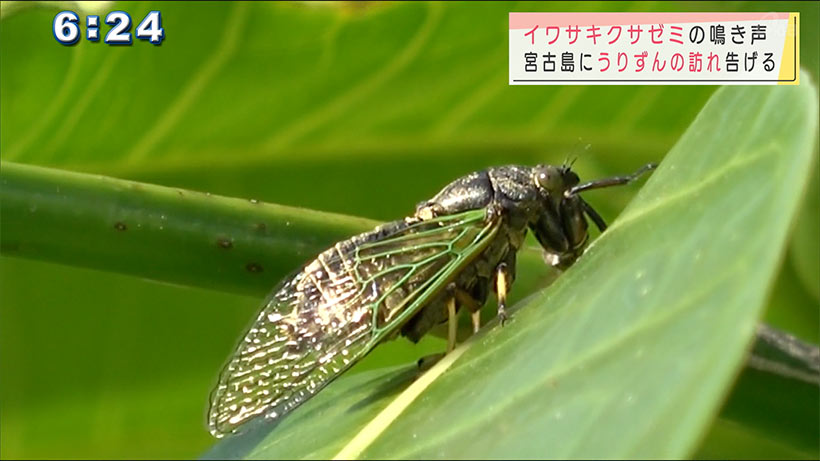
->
530, 164, 588, 270
530, 162, 656, 270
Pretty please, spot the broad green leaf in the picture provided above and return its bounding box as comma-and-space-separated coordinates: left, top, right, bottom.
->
0, 1, 746, 217
2, 1, 818, 458
202, 364, 418, 460
695, 418, 814, 460
205, 82, 818, 458
702, 326, 820, 458
789, 166, 819, 302
202, 329, 820, 460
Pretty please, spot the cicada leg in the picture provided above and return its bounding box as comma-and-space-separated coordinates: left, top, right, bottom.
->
452, 288, 482, 334
417, 285, 483, 371
495, 262, 510, 326
417, 285, 484, 372
446, 296, 457, 354
471, 311, 481, 334
444, 283, 486, 354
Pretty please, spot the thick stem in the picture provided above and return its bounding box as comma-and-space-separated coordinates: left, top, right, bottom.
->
1, 161, 378, 296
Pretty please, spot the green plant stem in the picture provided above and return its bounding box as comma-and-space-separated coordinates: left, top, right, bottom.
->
1, 161, 378, 296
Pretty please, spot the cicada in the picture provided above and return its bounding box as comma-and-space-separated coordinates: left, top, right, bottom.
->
207, 162, 656, 438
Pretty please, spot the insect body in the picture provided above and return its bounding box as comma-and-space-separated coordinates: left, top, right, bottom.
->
208, 162, 656, 438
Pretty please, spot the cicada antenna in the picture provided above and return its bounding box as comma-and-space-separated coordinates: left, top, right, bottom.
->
566, 162, 657, 196
561, 138, 589, 170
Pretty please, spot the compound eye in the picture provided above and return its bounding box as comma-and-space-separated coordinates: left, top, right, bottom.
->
535, 165, 563, 191
565, 170, 580, 187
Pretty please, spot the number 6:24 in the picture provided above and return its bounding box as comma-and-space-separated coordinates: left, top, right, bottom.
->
53, 10, 164, 46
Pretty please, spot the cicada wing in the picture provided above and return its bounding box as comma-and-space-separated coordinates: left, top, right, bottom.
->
207, 270, 373, 438
208, 209, 499, 437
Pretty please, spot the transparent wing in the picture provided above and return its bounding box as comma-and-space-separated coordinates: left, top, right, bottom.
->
208, 209, 499, 437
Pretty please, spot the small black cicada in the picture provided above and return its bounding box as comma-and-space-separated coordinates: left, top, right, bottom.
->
207, 162, 656, 438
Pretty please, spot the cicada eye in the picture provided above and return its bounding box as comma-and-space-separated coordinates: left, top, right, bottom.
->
534, 165, 563, 192
564, 169, 580, 187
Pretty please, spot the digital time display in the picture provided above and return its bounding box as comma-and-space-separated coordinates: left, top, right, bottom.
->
53, 10, 164, 45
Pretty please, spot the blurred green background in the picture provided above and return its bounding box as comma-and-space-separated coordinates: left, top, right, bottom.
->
1, 1, 817, 459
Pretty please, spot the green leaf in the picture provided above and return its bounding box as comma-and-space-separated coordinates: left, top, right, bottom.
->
699, 325, 820, 459
2, 2, 818, 458
205, 82, 818, 458
203, 324, 820, 460
202, 364, 418, 460
695, 417, 815, 461
788, 166, 819, 302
